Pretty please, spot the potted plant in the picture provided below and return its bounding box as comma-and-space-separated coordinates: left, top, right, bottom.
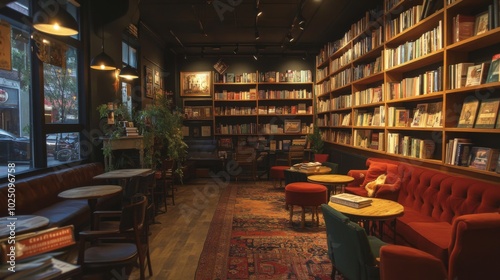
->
97, 103, 134, 170
308, 126, 328, 163
135, 93, 188, 179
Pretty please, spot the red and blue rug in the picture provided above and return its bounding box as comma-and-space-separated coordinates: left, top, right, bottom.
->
196, 181, 333, 280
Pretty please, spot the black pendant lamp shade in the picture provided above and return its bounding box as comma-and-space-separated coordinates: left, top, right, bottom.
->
90, 51, 116, 70
91, 26, 116, 70
119, 64, 139, 80
33, 8, 78, 36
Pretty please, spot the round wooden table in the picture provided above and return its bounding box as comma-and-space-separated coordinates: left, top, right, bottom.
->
0, 215, 50, 237
328, 198, 404, 240
58, 185, 122, 229
308, 174, 355, 197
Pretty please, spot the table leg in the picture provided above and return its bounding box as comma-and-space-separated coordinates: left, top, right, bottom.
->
88, 198, 98, 230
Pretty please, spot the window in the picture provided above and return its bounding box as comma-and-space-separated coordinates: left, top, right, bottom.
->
0, 1, 82, 175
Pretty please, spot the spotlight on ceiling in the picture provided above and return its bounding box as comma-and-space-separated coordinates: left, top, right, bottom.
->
256, 8, 263, 17
255, 30, 260, 40
287, 32, 294, 42
233, 44, 239, 54
253, 54, 258, 60
298, 14, 306, 30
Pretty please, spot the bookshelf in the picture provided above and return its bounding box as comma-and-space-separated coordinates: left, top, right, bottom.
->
315, 0, 500, 182
182, 70, 315, 151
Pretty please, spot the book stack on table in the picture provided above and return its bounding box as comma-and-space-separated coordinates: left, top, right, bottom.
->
293, 162, 322, 171
330, 193, 373, 209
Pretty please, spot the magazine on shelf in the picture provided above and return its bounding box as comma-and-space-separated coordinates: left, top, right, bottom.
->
330, 193, 372, 209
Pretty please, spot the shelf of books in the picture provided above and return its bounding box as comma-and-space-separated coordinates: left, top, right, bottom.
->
181, 70, 315, 151
315, 0, 500, 182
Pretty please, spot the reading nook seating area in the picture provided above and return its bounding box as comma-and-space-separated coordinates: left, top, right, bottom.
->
0, 163, 119, 232
344, 157, 500, 274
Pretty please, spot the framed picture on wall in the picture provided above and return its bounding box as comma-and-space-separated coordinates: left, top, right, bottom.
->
154, 69, 161, 85
145, 66, 153, 98
180, 71, 212, 97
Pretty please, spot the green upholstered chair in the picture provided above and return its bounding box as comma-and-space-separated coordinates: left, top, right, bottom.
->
321, 204, 386, 280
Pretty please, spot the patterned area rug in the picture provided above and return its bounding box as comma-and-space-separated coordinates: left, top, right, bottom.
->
196, 181, 333, 280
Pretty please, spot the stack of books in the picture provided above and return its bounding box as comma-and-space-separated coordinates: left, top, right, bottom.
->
125, 126, 139, 136
330, 193, 373, 208
293, 162, 322, 171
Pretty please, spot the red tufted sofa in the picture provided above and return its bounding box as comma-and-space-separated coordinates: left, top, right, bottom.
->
0, 163, 120, 232
343, 157, 500, 271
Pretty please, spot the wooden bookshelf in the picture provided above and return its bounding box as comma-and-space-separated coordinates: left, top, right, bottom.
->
315, 0, 500, 182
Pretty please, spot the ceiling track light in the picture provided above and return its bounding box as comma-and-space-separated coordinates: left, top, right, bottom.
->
233, 44, 239, 55
255, 29, 260, 40
33, 3, 78, 36
256, 0, 262, 17
287, 31, 294, 42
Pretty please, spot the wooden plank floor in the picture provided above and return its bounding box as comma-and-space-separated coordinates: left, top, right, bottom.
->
129, 178, 226, 280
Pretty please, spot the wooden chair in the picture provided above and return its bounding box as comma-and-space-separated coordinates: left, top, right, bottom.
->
138, 169, 158, 225
78, 195, 152, 280
154, 159, 175, 213
234, 146, 257, 181
276, 145, 305, 166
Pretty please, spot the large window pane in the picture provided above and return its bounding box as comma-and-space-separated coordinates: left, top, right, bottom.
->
43, 44, 79, 124
0, 22, 32, 173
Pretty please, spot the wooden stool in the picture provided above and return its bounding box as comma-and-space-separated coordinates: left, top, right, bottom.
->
285, 182, 327, 228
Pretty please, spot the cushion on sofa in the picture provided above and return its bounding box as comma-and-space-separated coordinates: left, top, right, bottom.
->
360, 162, 399, 188
406, 222, 452, 263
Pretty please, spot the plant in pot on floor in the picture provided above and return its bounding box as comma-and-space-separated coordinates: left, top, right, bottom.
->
135, 92, 188, 181
308, 126, 328, 163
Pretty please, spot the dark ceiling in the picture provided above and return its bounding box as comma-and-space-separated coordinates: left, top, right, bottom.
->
138, 0, 380, 57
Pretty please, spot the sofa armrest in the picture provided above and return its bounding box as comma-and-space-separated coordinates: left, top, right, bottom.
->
346, 170, 367, 187
380, 245, 447, 280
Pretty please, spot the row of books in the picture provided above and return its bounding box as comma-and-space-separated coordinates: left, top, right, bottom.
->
353, 130, 385, 151
352, 56, 383, 82
213, 105, 313, 116
258, 123, 312, 135
387, 133, 436, 159
257, 89, 312, 99
384, 20, 443, 69
385, 4, 424, 40
452, 2, 500, 44
387, 67, 443, 99
353, 85, 384, 106
387, 101, 443, 128
316, 9, 381, 65
330, 193, 372, 209
214, 72, 257, 83
316, 94, 352, 112
325, 130, 352, 145
258, 70, 312, 83
257, 104, 312, 115
457, 97, 500, 129
445, 138, 500, 172
216, 123, 257, 135
184, 106, 212, 119
214, 89, 257, 100
449, 55, 500, 90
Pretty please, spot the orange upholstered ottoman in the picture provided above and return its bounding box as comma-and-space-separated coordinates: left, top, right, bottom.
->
285, 182, 327, 228
270, 166, 289, 188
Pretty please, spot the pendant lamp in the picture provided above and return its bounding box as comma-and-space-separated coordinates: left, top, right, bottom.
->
119, 64, 139, 80
119, 34, 139, 79
33, 7, 78, 36
91, 26, 116, 70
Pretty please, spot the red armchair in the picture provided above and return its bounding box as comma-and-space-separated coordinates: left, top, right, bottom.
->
380, 213, 500, 280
